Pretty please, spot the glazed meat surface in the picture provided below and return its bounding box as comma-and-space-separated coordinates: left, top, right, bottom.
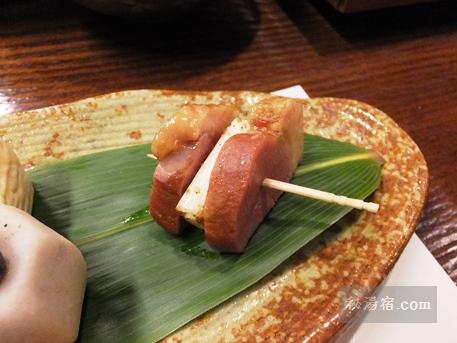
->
204, 133, 293, 252
152, 104, 234, 160
151, 134, 213, 234
150, 104, 235, 234
204, 98, 304, 252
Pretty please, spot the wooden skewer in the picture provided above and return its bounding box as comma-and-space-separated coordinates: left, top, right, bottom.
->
147, 154, 379, 213
262, 178, 379, 213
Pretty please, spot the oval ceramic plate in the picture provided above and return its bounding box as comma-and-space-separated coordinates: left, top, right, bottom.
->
0, 90, 428, 342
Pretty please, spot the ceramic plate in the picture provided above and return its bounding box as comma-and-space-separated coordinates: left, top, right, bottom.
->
0, 90, 428, 342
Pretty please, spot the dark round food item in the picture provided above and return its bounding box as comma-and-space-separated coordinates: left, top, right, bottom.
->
0, 251, 6, 282
74, 0, 207, 21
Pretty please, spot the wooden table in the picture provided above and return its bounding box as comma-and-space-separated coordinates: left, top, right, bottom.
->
1, 0, 456, 281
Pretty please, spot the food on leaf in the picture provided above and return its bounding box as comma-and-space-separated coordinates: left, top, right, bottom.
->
203, 98, 303, 252
204, 132, 294, 252
176, 117, 251, 228
150, 104, 235, 234
153, 97, 305, 252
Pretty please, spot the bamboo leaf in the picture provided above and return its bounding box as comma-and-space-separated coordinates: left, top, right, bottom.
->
29, 134, 381, 343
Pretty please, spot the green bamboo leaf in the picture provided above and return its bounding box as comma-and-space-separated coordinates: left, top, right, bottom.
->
28, 134, 381, 343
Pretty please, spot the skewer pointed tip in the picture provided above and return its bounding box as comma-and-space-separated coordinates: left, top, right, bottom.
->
363, 202, 379, 213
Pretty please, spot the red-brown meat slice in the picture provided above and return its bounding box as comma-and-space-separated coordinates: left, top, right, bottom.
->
150, 104, 235, 234
204, 133, 293, 252
150, 134, 214, 234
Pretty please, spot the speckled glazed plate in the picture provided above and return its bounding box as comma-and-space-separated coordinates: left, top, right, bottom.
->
0, 90, 428, 342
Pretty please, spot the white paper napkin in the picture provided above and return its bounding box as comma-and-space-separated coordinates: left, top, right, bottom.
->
272, 86, 457, 343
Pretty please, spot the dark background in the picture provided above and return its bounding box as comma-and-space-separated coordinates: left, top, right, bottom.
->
1, 0, 456, 281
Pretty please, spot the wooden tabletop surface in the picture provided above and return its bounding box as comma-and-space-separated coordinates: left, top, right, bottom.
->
1, 0, 456, 282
